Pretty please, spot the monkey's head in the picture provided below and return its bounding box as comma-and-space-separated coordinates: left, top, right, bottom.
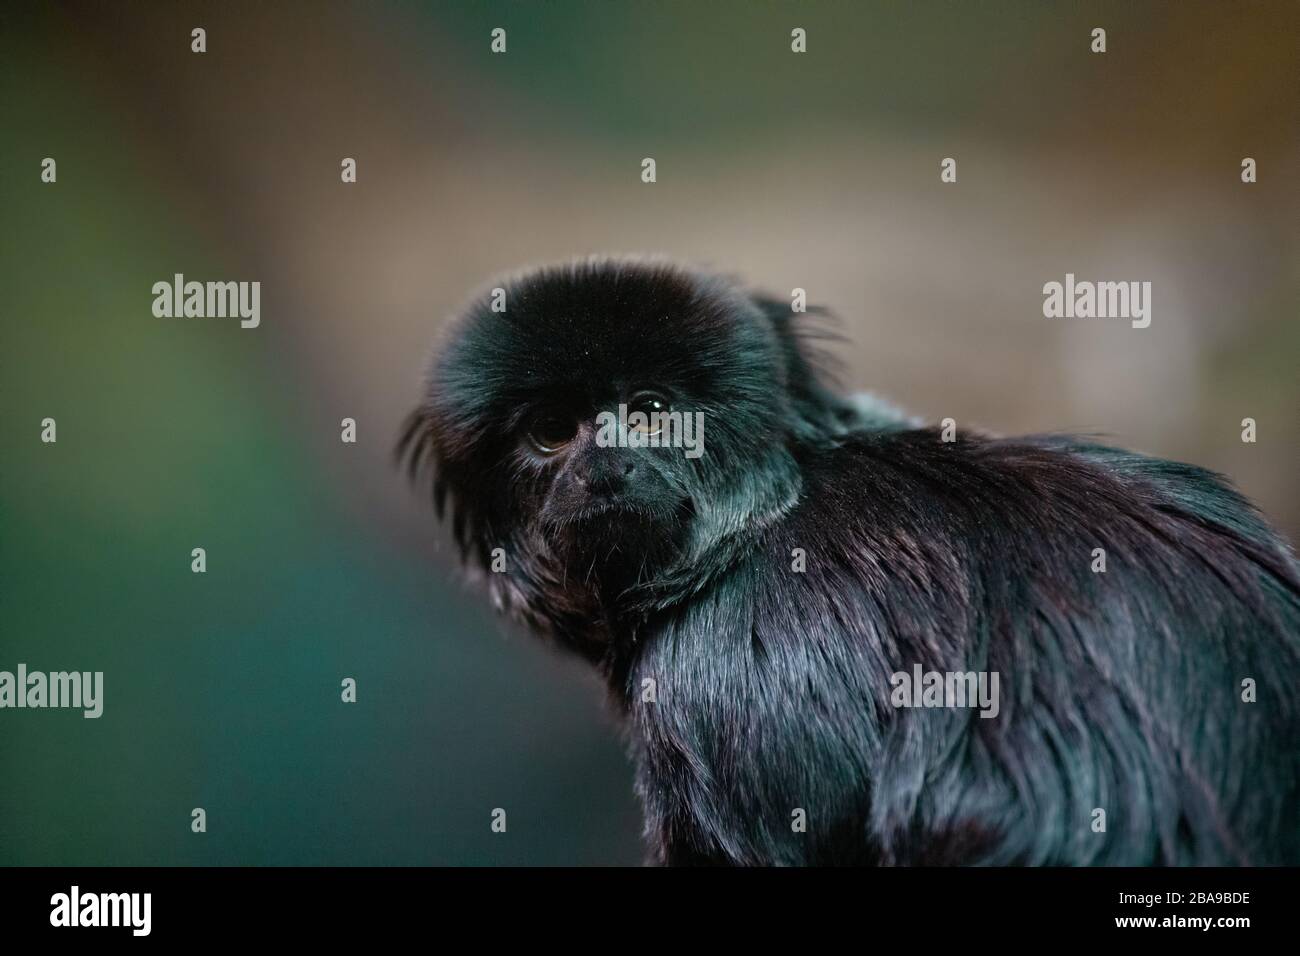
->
400, 257, 850, 637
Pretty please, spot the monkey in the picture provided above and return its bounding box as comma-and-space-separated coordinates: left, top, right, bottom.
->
399, 255, 1300, 865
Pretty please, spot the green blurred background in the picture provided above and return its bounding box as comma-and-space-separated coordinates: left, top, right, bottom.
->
1, 0, 1296, 865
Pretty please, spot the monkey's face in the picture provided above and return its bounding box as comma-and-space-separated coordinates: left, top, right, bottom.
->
404, 257, 807, 594
520, 388, 693, 533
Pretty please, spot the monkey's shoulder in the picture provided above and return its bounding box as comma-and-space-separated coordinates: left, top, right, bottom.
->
784, 426, 1295, 569
749, 426, 1300, 659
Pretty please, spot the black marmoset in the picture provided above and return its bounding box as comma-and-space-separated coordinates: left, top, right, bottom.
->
400, 256, 1300, 866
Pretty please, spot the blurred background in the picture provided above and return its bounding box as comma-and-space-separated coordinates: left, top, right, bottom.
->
1, 0, 1296, 865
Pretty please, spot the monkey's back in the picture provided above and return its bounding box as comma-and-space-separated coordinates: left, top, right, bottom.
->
630, 428, 1300, 865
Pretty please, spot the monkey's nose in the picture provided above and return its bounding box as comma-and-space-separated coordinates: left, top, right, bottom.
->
578, 458, 636, 496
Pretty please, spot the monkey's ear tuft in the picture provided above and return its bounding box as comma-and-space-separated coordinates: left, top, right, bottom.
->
396, 408, 448, 517
748, 293, 856, 439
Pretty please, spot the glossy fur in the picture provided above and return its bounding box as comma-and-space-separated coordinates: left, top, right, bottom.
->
400, 257, 1300, 865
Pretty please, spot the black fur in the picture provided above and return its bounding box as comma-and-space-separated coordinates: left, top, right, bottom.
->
401, 256, 1300, 865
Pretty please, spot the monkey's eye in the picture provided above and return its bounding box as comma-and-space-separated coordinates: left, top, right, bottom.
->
526, 410, 577, 454
627, 390, 670, 435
